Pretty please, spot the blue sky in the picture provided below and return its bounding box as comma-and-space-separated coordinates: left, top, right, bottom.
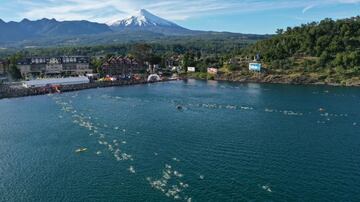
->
0, 0, 359, 34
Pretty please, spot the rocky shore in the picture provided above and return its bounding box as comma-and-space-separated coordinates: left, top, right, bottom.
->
213, 72, 360, 87
0, 79, 168, 100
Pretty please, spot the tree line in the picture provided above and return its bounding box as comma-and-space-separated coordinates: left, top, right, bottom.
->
243, 16, 360, 74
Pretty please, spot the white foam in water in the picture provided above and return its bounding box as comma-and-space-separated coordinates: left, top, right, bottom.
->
174, 171, 183, 178
163, 171, 171, 180
121, 153, 133, 161
147, 163, 191, 200
129, 166, 136, 174
227, 105, 237, 110
240, 106, 253, 110
181, 183, 189, 188
317, 120, 326, 124
265, 108, 274, 113
262, 185, 272, 193
172, 157, 180, 162
283, 110, 303, 116
52, 96, 143, 197
108, 144, 114, 152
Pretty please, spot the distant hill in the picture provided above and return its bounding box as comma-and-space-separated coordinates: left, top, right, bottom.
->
0, 9, 268, 48
0, 31, 268, 51
0, 18, 112, 43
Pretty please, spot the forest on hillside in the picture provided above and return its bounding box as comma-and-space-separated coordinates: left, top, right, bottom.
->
244, 16, 360, 72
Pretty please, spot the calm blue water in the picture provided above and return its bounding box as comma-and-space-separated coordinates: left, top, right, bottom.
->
0, 80, 360, 201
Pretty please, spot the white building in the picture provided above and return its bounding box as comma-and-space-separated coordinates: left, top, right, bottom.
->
46, 58, 62, 74
249, 63, 261, 72
187, 67, 196, 72
23, 76, 90, 88
207, 67, 218, 74
171, 66, 182, 72
18, 56, 92, 77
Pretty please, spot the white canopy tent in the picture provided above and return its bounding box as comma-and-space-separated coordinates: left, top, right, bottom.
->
23, 77, 90, 88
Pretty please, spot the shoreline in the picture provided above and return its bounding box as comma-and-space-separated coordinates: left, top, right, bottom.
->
213, 78, 359, 87
0, 79, 173, 100
186, 73, 360, 87
1, 75, 359, 100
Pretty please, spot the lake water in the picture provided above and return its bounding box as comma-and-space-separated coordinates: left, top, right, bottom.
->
0, 80, 360, 201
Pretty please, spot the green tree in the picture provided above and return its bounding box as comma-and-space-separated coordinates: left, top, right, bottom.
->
8, 64, 22, 80
130, 44, 152, 64
90, 58, 104, 74
149, 55, 162, 65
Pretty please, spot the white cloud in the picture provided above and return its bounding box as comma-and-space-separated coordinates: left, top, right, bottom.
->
6, 0, 360, 23
302, 5, 315, 13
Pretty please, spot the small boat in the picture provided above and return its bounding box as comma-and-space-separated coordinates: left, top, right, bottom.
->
75, 148, 88, 153
176, 105, 183, 110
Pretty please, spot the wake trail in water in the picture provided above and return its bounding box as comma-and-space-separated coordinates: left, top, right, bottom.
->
51, 93, 195, 201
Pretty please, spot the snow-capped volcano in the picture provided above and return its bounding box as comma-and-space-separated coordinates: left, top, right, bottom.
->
109, 9, 192, 35
110, 9, 176, 27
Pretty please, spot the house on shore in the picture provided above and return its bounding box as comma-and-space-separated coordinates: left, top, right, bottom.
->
187, 67, 196, 72
102, 56, 144, 78
207, 67, 218, 74
166, 55, 182, 72
249, 63, 262, 72
17, 56, 92, 78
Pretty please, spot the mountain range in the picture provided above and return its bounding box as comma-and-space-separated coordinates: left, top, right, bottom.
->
0, 18, 111, 42
0, 9, 264, 47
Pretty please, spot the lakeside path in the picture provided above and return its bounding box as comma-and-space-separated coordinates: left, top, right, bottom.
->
0, 79, 173, 100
